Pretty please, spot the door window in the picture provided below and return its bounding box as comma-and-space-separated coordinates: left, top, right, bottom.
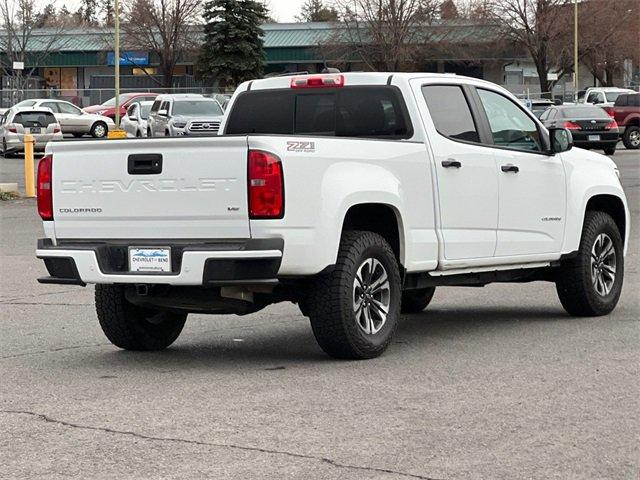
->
127, 104, 138, 117
477, 88, 543, 152
160, 101, 169, 113
58, 102, 81, 114
41, 102, 60, 113
421, 85, 480, 142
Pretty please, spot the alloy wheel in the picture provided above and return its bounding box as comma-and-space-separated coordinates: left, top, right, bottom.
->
590, 233, 616, 296
353, 258, 391, 334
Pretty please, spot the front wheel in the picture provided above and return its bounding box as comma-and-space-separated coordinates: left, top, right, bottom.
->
622, 126, 640, 149
306, 231, 402, 359
95, 285, 187, 350
555, 211, 624, 316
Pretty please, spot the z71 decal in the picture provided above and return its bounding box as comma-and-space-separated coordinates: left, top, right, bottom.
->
286, 141, 315, 153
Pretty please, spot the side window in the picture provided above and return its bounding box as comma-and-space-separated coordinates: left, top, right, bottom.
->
632, 95, 640, 107
422, 85, 480, 142
587, 92, 599, 103
41, 102, 60, 113
127, 103, 138, 116
160, 101, 169, 113
58, 102, 81, 114
539, 109, 549, 121
150, 100, 161, 113
477, 88, 543, 152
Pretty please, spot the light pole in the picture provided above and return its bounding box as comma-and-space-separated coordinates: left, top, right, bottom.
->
574, 0, 578, 98
114, 0, 121, 129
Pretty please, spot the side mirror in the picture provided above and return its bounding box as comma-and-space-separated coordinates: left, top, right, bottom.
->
158, 109, 168, 117
549, 127, 573, 154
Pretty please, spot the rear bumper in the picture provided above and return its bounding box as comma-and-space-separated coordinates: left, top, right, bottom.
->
36, 238, 283, 286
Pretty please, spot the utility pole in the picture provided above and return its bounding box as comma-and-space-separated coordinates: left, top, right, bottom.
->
574, 0, 579, 98
114, 0, 121, 129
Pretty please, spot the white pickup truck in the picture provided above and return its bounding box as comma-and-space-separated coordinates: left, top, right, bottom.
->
36, 73, 629, 359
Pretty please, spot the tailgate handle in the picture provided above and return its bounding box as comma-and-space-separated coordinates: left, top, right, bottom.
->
128, 154, 163, 175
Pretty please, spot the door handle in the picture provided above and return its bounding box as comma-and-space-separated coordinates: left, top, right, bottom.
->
128, 154, 163, 175
501, 164, 519, 173
441, 159, 462, 168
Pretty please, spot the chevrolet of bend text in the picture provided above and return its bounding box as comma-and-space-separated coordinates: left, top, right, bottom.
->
36, 73, 629, 359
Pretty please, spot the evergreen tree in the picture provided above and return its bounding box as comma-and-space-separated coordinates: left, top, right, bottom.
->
198, 0, 268, 89
102, 0, 115, 26
80, 0, 97, 24
36, 4, 56, 27
296, 0, 339, 22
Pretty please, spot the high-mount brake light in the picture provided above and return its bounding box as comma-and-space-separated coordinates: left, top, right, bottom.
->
248, 150, 284, 219
37, 154, 53, 220
290, 74, 344, 89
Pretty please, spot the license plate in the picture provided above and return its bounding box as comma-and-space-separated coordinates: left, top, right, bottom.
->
27, 127, 41, 134
129, 247, 171, 273
588, 135, 600, 141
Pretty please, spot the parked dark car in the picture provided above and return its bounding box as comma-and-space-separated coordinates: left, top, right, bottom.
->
539, 105, 619, 155
611, 93, 640, 149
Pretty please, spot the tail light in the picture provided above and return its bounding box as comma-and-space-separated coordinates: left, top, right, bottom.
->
563, 121, 581, 130
53, 127, 61, 133
602, 106, 615, 117
37, 154, 53, 220
604, 120, 618, 130
248, 150, 284, 219
7, 124, 17, 133
290, 74, 344, 89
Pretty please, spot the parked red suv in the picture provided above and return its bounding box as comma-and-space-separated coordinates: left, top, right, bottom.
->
83, 92, 158, 120
611, 92, 640, 149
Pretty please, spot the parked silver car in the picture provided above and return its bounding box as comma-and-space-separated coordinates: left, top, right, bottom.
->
147, 94, 224, 137
121, 100, 153, 138
14, 99, 114, 138
0, 107, 63, 154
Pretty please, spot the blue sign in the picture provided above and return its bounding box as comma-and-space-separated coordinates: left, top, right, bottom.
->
107, 51, 149, 66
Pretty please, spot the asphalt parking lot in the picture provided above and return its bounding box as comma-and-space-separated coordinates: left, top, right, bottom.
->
1, 147, 638, 479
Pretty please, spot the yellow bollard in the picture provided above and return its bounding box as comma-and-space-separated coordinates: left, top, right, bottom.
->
23, 133, 35, 198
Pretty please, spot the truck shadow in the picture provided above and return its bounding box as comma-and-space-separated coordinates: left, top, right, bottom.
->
70, 305, 575, 372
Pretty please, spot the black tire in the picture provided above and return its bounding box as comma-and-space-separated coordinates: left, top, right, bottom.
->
72, 133, 84, 138
555, 211, 624, 316
90, 121, 108, 138
306, 230, 402, 359
147, 128, 152, 137
622, 125, 640, 149
401, 287, 436, 313
603, 145, 616, 156
95, 285, 187, 350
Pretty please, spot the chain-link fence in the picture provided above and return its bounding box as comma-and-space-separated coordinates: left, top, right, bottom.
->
0, 87, 228, 109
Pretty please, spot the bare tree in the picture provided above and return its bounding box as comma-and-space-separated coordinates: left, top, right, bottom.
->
487, 0, 574, 94
0, 0, 68, 92
331, 0, 442, 71
578, 0, 639, 87
122, 0, 202, 88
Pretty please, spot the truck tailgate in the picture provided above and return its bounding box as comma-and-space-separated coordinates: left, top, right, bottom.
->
49, 137, 250, 239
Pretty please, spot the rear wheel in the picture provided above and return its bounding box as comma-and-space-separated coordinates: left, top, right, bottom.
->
603, 145, 616, 156
72, 133, 84, 138
90, 121, 108, 138
95, 285, 187, 350
306, 231, 401, 359
622, 125, 640, 149
401, 287, 436, 313
555, 211, 624, 316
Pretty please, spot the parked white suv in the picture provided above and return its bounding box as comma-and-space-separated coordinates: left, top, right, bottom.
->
147, 94, 224, 137
36, 73, 629, 359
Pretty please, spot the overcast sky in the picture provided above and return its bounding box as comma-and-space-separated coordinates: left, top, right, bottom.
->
59, 0, 305, 23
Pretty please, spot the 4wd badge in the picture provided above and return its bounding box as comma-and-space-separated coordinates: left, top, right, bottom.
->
287, 141, 315, 152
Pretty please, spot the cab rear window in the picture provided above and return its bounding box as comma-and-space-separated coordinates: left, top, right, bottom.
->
225, 86, 413, 139
13, 112, 57, 127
